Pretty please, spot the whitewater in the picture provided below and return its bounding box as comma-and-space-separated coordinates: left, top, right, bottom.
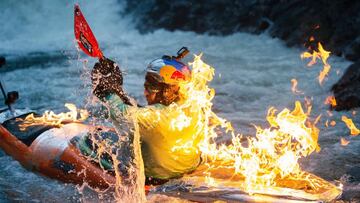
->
0, 0, 359, 202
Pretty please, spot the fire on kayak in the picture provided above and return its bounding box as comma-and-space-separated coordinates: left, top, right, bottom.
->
153, 54, 340, 198
15, 53, 342, 200
17, 103, 88, 130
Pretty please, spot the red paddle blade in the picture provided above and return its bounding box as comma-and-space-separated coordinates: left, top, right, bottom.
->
74, 4, 103, 58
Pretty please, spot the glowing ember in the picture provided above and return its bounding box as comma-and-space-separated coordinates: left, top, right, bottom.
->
304, 96, 312, 115
325, 120, 336, 127
18, 103, 89, 130
340, 138, 350, 146
341, 116, 360, 136
291, 78, 303, 94
324, 95, 337, 108
318, 64, 331, 85
301, 42, 331, 85
330, 120, 336, 127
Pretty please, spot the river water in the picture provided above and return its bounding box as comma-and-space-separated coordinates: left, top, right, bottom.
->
0, 0, 359, 202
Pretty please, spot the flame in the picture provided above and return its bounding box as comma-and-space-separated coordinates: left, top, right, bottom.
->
330, 120, 336, 127
341, 116, 360, 136
318, 64, 331, 85
18, 103, 88, 130
291, 78, 303, 94
170, 55, 329, 195
170, 111, 192, 131
340, 138, 350, 146
301, 42, 331, 85
325, 120, 336, 127
324, 96, 337, 108
204, 172, 218, 187
304, 96, 312, 115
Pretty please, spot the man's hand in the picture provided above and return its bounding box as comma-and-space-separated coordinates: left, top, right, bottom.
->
91, 57, 124, 100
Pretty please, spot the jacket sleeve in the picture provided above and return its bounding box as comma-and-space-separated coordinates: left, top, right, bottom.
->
104, 93, 132, 120
104, 93, 164, 128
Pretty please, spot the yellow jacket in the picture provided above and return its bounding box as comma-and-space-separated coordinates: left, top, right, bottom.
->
106, 94, 204, 179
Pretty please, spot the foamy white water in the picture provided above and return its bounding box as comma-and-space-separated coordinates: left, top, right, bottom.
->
0, 0, 359, 202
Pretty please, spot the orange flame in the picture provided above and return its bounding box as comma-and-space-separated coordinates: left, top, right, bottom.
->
132, 55, 340, 199
340, 138, 350, 146
175, 55, 326, 194
330, 120, 336, 127
324, 96, 337, 108
291, 78, 303, 94
202, 101, 321, 193
18, 103, 89, 130
341, 116, 360, 136
301, 43, 331, 85
318, 64, 331, 85
304, 96, 313, 115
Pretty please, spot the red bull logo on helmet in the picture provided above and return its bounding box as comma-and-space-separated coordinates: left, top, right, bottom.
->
147, 58, 191, 84
171, 70, 186, 80
160, 65, 186, 84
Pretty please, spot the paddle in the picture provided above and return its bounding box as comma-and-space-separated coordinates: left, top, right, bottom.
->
74, 4, 103, 59
0, 57, 18, 113
74, 4, 151, 193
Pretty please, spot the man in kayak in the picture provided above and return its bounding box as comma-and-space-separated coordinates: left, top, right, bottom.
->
81, 48, 204, 182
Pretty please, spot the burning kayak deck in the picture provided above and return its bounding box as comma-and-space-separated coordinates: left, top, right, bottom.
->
0, 110, 342, 202
1, 112, 55, 146
151, 164, 342, 202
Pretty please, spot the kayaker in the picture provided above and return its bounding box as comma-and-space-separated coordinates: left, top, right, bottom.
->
83, 48, 204, 182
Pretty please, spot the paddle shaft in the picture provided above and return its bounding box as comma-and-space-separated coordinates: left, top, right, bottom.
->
0, 58, 12, 112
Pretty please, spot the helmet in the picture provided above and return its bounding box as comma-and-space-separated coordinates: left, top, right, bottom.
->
144, 48, 191, 105
146, 56, 191, 85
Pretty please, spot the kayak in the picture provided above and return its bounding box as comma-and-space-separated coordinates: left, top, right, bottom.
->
0, 109, 115, 190
0, 110, 342, 202
174, 164, 342, 202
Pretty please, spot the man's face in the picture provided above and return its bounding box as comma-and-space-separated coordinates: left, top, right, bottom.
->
144, 80, 159, 105
143, 79, 180, 106
144, 88, 157, 105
